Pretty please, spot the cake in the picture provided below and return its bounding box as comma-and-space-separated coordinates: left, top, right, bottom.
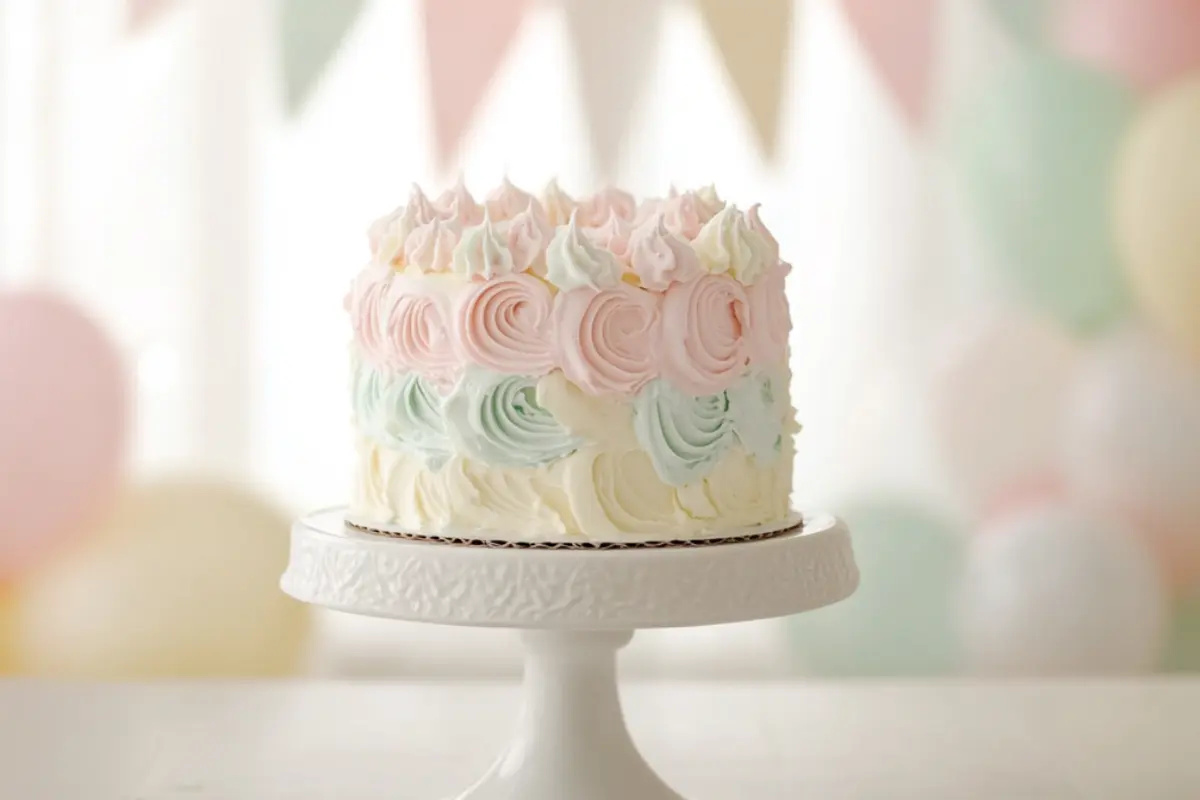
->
345, 178, 797, 544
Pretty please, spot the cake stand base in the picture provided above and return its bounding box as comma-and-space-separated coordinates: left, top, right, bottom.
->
281, 508, 857, 800
455, 630, 680, 800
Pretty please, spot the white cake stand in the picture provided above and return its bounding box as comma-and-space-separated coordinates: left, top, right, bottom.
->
281, 508, 857, 800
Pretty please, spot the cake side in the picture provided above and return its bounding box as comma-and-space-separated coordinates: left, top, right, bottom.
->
345, 179, 797, 542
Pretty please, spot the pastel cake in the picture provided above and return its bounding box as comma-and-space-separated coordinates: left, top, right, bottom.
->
345, 178, 797, 544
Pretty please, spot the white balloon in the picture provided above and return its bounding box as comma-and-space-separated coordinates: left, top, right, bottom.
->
962, 503, 1167, 675
1063, 325, 1200, 563
932, 308, 1081, 510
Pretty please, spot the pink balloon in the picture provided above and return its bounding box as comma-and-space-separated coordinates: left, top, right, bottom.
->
983, 473, 1067, 523
0, 291, 127, 575
1056, 0, 1200, 93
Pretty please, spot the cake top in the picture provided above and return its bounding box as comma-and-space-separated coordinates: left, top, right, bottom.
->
362, 178, 787, 291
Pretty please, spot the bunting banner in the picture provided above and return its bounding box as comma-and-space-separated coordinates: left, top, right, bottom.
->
696, 0, 795, 160
985, 0, 1053, 46
127, 0, 174, 33
281, 0, 367, 114
422, 0, 533, 169
840, 0, 940, 127
564, 0, 664, 181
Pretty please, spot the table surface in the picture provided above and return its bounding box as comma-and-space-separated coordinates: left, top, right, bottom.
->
2, 679, 1198, 799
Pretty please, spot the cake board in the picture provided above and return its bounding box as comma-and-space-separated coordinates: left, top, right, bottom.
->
281, 507, 858, 800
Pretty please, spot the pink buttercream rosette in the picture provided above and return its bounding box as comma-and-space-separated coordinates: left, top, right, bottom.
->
454, 273, 557, 376
382, 282, 461, 390
347, 265, 393, 365
746, 262, 792, 365
555, 284, 662, 397
659, 273, 752, 395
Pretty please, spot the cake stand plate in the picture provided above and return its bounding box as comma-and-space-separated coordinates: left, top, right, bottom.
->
281, 508, 857, 800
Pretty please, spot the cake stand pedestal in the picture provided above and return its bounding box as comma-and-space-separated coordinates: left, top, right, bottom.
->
281, 508, 857, 800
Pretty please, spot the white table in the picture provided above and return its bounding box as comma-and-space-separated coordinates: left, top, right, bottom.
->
2, 680, 1197, 799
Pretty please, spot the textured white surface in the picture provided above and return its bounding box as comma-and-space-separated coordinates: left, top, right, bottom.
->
281, 508, 858, 629
1, 680, 1198, 799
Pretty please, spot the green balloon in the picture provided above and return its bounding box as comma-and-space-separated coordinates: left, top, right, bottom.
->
987, 0, 1054, 46
949, 54, 1135, 333
1162, 597, 1200, 672
786, 498, 963, 676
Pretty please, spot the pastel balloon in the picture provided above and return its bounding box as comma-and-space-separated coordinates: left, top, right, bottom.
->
0, 587, 18, 673
1162, 597, 1200, 672
0, 291, 127, 576
1063, 326, 1200, 588
987, 0, 1054, 45
962, 503, 1168, 675
1056, 0, 1200, 93
15, 479, 312, 677
1115, 79, 1200, 359
933, 308, 1081, 511
787, 498, 962, 676
949, 54, 1134, 332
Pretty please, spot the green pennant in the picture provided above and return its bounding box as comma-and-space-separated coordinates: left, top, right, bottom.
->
282, 0, 367, 114
986, 0, 1053, 47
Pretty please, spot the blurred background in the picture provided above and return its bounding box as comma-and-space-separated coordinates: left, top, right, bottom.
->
0, 0, 1198, 680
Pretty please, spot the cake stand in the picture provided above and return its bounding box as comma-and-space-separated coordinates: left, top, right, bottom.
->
281, 507, 857, 800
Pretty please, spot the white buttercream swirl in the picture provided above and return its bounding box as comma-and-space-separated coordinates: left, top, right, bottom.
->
692, 205, 774, 284
545, 210, 624, 292
542, 179, 578, 226
452, 212, 514, 279
403, 217, 459, 273
369, 185, 439, 265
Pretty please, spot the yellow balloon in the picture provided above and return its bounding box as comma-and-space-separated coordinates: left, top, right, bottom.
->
0, 586, 19, 672
14, 478, 312, 678
1117, 79, 1200, 359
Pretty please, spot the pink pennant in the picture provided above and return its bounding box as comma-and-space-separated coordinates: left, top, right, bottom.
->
840, 0, 940, 127
128, 0, 173, 32
422, 0, 533, 169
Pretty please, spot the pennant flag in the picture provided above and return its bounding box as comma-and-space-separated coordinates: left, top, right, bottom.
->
127, 0, 174, 33
840, 0, 939, 127
282, 0, 367, 114
564, 0, 664, 181
423, 0, 532, 169
696, 0, 795, 159
986, 0, 1053, 46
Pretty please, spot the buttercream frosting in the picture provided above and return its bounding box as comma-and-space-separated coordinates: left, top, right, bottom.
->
542, 179, 578, 226
404, 217, 459, 273
629, 216, 702, 290
350, 179, 797, 542
658, 273, 751, 395
454, 273, 557, 376
452, 212, 514, 279
746, 262, 791, 365
692, 205, 774, 284
576, 187, 637, 227
444, 369, 583, 467
632, 378, 733, 486
369, 185, 439, 265
434, 176, 484, 227
486, 177, 541, 222
584, 209, 634, 264
382, 276, 460, 388
554, 282, 661, 397
545, 211, 624, 292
